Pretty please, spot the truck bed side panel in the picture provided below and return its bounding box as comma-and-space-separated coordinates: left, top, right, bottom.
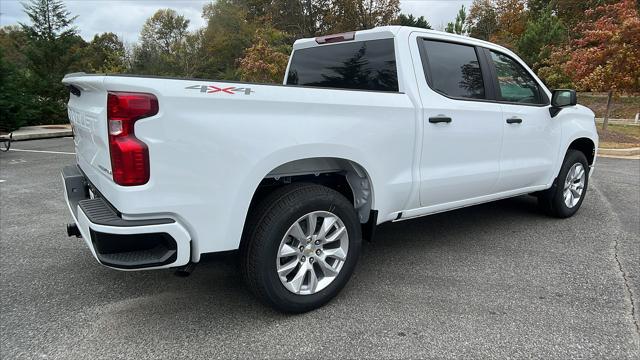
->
63, 75, 416, 257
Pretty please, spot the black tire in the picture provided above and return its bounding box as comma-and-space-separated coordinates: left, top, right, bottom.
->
538, 149, 589, 218
241, 183, 361, 313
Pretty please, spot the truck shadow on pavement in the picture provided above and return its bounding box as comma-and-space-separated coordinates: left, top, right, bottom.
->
77, 194, 548, 323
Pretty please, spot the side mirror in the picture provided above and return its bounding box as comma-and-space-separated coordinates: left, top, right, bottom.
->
550, 89, 577, 117
551, 89, 577, 107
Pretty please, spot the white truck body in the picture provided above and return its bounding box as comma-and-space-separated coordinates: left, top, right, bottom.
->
62, 26, 598, 274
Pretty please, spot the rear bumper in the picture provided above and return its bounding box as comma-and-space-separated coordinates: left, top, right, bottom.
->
62, 165, 191, 270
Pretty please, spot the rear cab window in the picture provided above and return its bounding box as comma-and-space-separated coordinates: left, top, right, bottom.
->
286, 38, 398, 92
419, 40, 486, 100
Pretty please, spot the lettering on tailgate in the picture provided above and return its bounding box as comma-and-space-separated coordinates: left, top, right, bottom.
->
68, 107, 91, 131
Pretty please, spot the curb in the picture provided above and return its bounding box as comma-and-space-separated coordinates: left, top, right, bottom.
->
11, 130, 73, 141
1, 125, 73, 141
598, 147, 640, 157
595, 118, 639, 125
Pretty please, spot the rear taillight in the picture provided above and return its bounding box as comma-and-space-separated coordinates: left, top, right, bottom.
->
107, 92, 158, 186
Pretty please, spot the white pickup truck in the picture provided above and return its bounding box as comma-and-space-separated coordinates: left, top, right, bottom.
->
62, 26, 598, 312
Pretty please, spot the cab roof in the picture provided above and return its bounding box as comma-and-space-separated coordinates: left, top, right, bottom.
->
292, 26, 514, 58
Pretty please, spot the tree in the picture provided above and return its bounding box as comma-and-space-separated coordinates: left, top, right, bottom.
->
538, 0, 640, 129
19, 0, 84, 124
536, 49, 574, 89
201, 0, 256, 79
177, 29, 207, 78
0, 25, 28, 65
238, 28, 291, 83
569, 0, 639, 129
446, 5, 468, 35
526, 0, 551, 18
466, 0, 526, 48
394, 14, 431, 29
565, 0, 640, 93
0, 47, 37, 131
527, 1, 622, 28
517, 4, 566, 67
324, 0, 400, 33
555, 0, 621, 27
466, 0, 498, 40
266, 0, 328, 38
20, 0, 77, 40
226, 0, 402, 38
491, 0, 527, 48
79, 33, 126, 73
133, 9, 190, 75
140, 9, 189, 55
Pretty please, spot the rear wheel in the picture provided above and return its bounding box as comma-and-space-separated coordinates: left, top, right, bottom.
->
538, 150, 589, 218
241, 183, 361, 313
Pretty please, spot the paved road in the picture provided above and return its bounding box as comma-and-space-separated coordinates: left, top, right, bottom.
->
1, 138, 639, 359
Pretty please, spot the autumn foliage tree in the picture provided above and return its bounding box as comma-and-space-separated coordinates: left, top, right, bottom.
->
466, 0, 498, 40
466, 0, 527, 49
491, 0, 527, 49
201, 0, 256, 79
238, 28, 291, 83
539, 0, 640, 128
565, 0, 640, 93
2, 0, 639, 128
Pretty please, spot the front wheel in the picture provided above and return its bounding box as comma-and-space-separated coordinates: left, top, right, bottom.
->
241, 183, 361, 313
538, 149, 589, 218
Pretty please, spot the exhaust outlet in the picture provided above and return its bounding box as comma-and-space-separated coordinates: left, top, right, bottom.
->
66, 223, 81, 238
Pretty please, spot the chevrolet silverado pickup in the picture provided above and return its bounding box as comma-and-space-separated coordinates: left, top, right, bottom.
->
62, 26, 598, 312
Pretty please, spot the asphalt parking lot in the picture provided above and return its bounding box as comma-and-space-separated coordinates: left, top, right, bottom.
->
1, 137, 639, 359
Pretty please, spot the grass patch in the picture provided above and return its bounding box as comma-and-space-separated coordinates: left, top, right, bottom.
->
578, 92, 640, 119
597, 123, 640, 149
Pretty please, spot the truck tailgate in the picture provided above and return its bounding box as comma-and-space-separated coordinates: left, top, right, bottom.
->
62, 75, 112, 185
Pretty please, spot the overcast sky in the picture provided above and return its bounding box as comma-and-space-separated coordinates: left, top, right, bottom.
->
0, 0, 471, 43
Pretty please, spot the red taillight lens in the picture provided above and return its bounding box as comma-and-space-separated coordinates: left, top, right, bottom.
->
107, 92, 158, 186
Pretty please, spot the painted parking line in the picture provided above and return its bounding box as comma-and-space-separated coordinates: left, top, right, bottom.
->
8, 148, 75, 155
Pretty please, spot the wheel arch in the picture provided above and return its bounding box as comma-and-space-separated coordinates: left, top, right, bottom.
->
252, 157, 376, 224
237, 156, 377, 256
552, 133, 597, 181
567, 137, 596, 166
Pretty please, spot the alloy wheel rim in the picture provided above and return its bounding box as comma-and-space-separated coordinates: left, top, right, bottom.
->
563, 163, 586, 208
276, 211, 349, 295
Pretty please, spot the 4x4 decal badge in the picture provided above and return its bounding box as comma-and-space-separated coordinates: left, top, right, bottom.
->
185, 84, 253, 95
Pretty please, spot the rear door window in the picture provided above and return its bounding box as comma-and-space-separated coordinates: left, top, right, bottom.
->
286, 39, 398, 92
420, 40, 485, 100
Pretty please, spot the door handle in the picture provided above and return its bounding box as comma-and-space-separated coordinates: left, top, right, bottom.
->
429, 116, 452, 124
506, 117, 523, 124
